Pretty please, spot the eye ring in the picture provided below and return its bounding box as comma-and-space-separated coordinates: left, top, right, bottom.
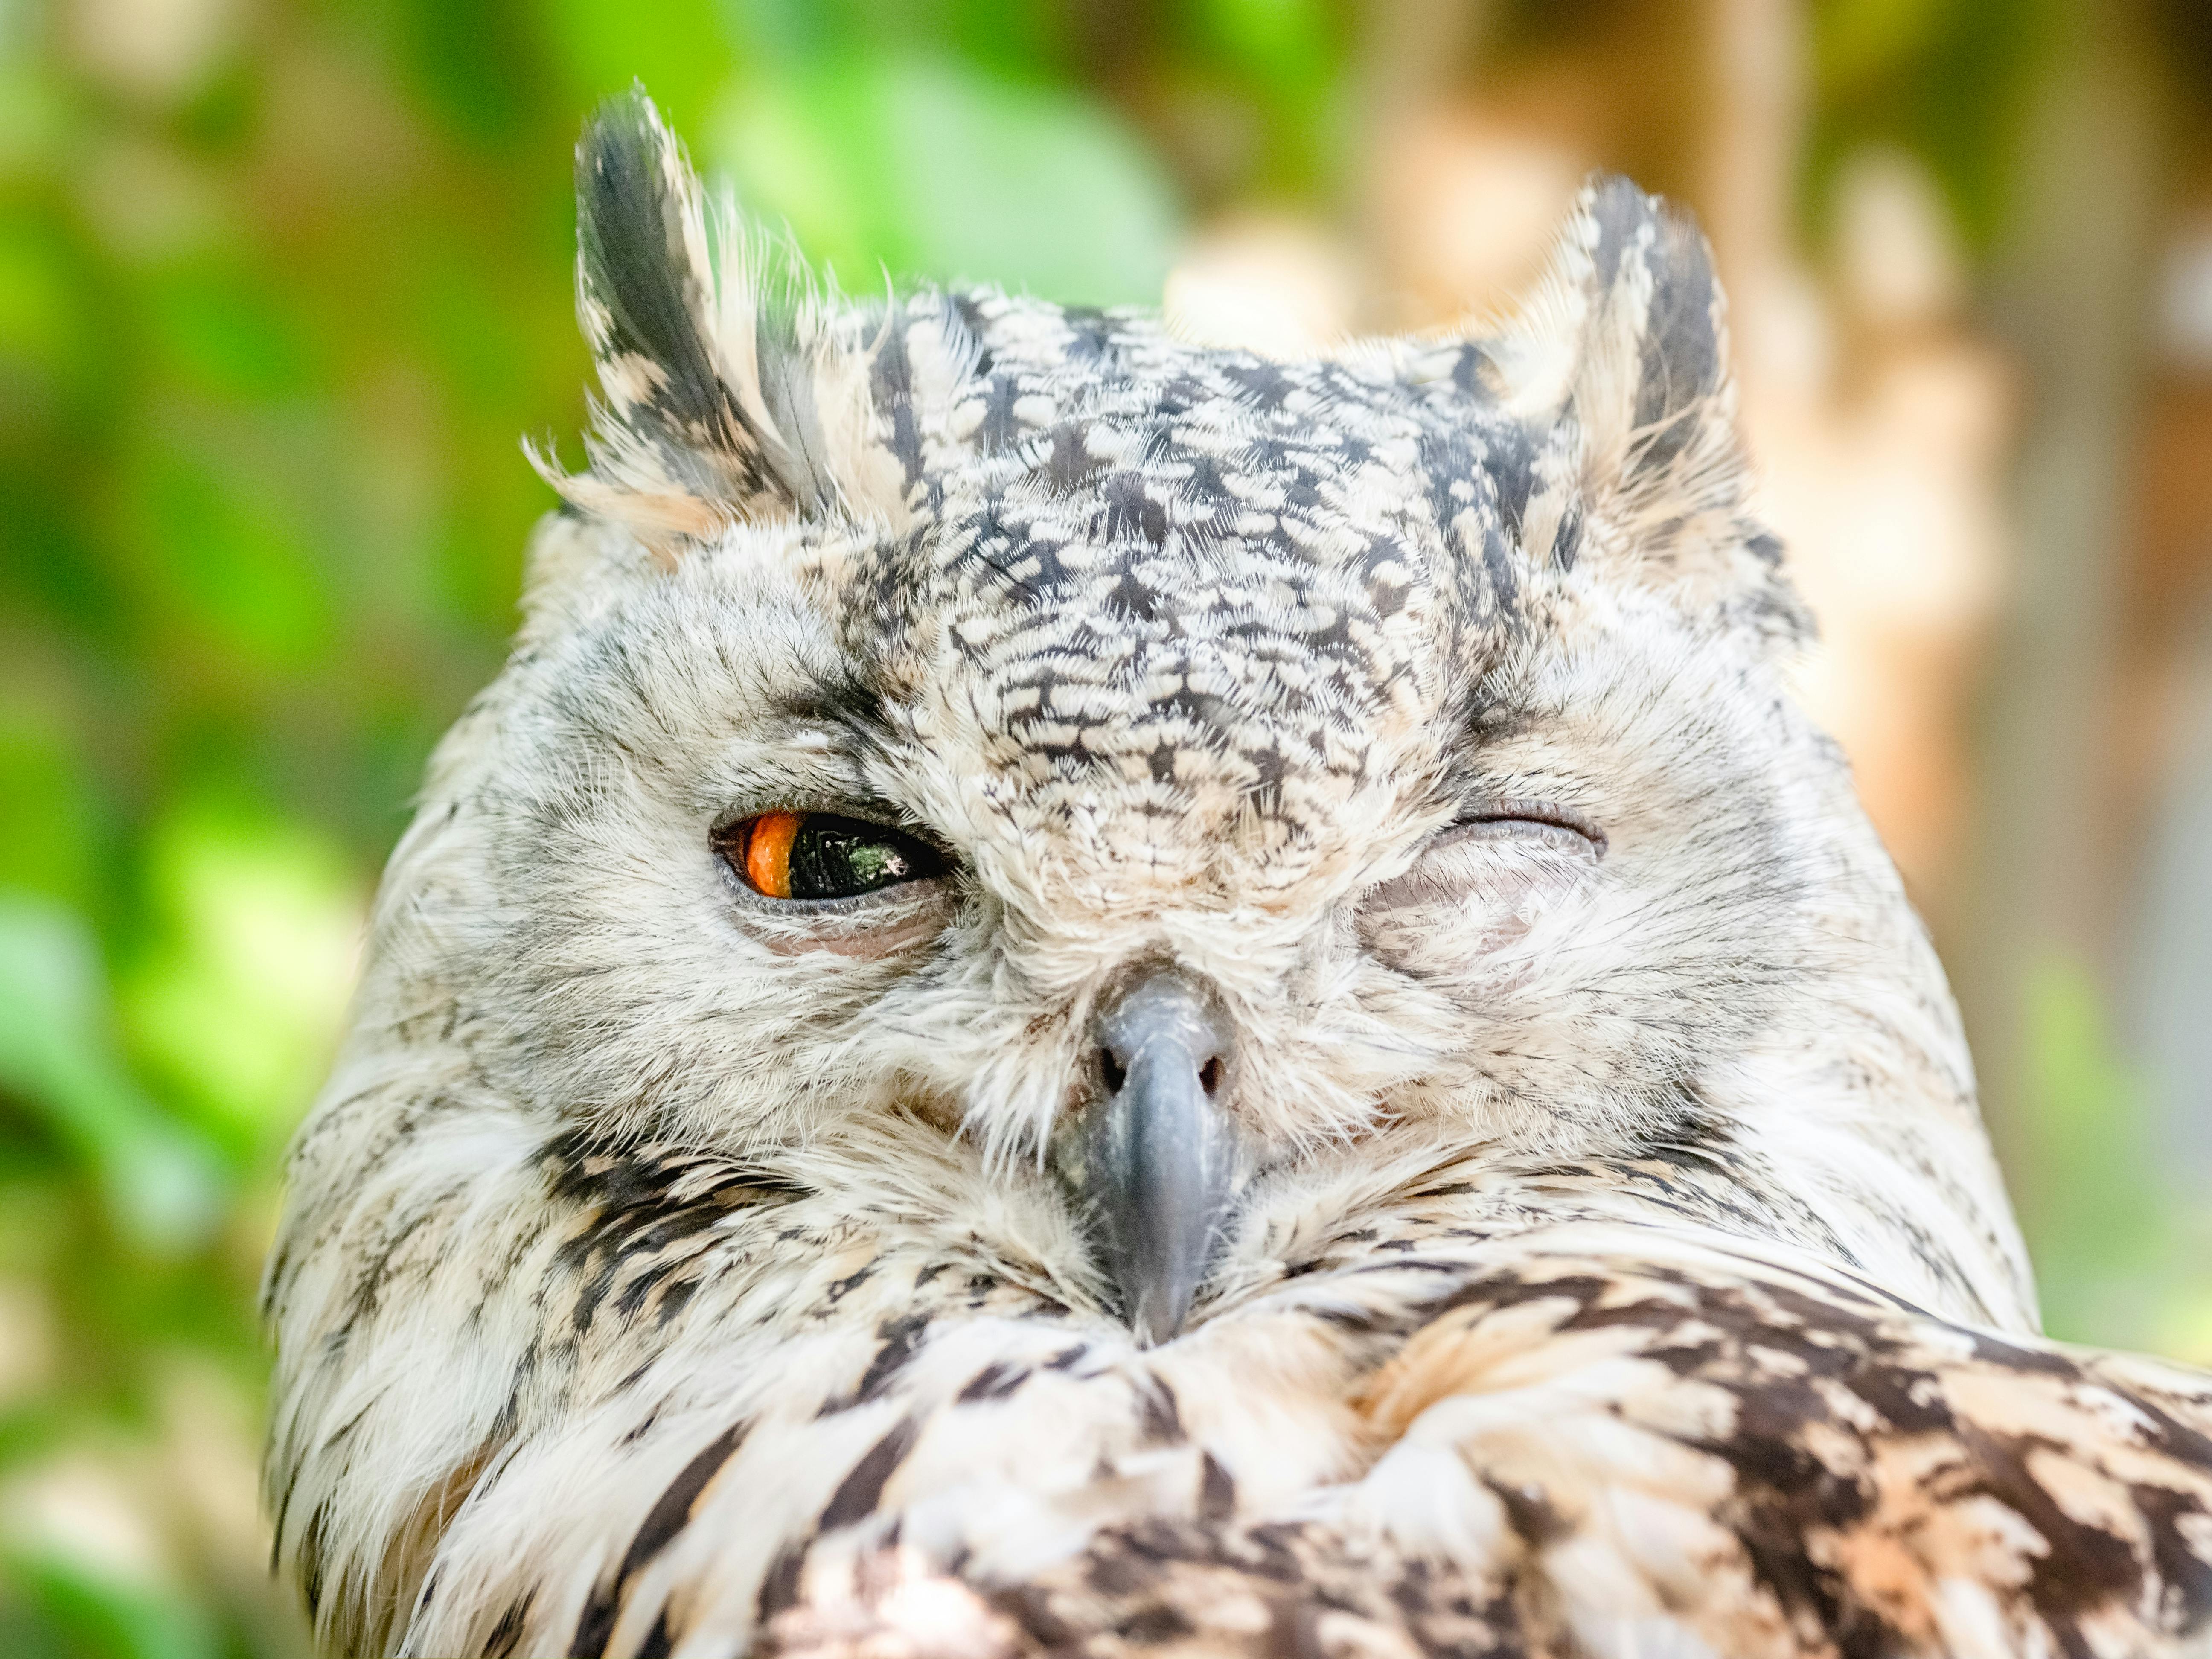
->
716, 811, 949, 902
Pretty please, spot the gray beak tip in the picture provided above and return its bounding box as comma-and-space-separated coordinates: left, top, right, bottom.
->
1130, 1283, 1199, 1349
1053, 966, 1240, 1346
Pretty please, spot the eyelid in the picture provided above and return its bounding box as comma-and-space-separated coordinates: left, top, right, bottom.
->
1455, 799, 1607, 858
709, 794, 908, 837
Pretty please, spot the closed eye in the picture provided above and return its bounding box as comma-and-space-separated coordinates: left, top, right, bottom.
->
1360, 799, 1603, 913
716, 812, 949, 901
1449, 800, 1607, 859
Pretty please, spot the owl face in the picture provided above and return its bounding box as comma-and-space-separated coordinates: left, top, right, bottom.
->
399, 96, 1942, 1340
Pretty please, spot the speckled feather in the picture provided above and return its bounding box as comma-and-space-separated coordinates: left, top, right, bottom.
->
263, 94, 2212, 1658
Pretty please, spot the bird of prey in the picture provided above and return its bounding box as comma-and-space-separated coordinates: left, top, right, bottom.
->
262, 92, 2212, 1659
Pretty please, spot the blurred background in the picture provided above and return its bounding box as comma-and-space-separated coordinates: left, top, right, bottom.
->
2, 0, 2210, 1652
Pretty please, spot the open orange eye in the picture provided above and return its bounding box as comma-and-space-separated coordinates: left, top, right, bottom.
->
721, 812, 946, 902
741, 811, 803, 899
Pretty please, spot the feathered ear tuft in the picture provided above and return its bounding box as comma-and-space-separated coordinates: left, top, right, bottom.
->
1488, 175, 1802, 639
533, 90, 888, 559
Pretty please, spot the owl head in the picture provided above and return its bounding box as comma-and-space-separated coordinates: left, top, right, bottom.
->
355, 92, 2029, 1345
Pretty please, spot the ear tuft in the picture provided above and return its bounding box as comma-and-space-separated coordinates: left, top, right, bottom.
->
533, 89, 866, 557
1563, 177, 1732, 508
1486, 175, 1801, 640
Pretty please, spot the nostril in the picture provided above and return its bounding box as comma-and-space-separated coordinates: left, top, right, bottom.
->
1100, 1048, 1128, 1094
1198, 1056, 1223, 1097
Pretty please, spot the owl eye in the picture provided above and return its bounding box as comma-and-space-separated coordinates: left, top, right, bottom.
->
720, 812, 947, 901
1361, 800, 1603, 914
1449, 801, 1606, 858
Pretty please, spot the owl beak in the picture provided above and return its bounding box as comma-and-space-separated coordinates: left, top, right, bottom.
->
1052, 966, 1240, 1347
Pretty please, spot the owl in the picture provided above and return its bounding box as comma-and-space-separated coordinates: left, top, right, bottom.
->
263, 93, 2212, 1659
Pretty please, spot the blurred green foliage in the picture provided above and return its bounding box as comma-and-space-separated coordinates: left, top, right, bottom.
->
1805, 0, 2048, 247
0, 0, 2203, 1655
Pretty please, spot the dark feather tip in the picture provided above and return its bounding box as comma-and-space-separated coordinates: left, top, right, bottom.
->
575, 87, 723, 433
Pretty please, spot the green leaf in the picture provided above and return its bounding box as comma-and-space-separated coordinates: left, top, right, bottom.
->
1195, 0, 1333, 96
712, 52, 1181, 304
0, 896, 223, 1252
108, 413, 335, 670
0, 704, 99, 911
538, 0, 734, 132
2017, 953, 2174, 1345
1, 1551, 219, 1659
119, 805, 361, 1154
1816, 0, 1949, 97
139, 263, 315, 402
0, 215, 89, 386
